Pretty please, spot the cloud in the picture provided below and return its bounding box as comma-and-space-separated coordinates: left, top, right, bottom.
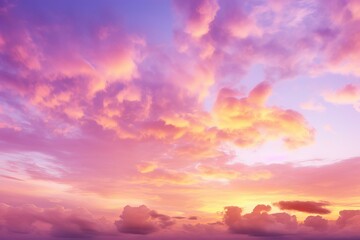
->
173, 0, 219, 38
223, 205, 297, 236
213, 82, 314, 148
0, 1, 324, 195
247, 81, 272, 106
220, 1, 262, 39
318, 1, 360, 77
333, 210, 360, 238
1, 201, 360, 240
0, 202, 116, 238
134, 168, 197, 186
0, 203, 178, 238
323, 84, 360, 112
115, 205, 174, 235
136, 162, 158, 173
300, 100, 325, 112
274, 201, 331, 214
222, 203, 360, 239
336, 210, 360, 228
304, 215, 328, 231
196, 164, 239, 180
228, 157, 360, 199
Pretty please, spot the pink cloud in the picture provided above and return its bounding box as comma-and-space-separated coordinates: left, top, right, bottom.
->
0, 202, 116, 238
173, 0, 219, 38
1, 201, 360, 239
223, 205, 297, 236
228, 157, 360, 199
115, 205, 174, 235
222, 204, 360, 238
336, 210, 360, 228
334, 210, 360, 238
323, 84, 360, 112
304, 215, 328, 231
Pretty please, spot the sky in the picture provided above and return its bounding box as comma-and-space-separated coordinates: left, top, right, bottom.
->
0, 0, 360, 239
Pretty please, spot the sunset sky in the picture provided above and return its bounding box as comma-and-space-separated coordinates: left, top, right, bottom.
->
1, 0, 360, 239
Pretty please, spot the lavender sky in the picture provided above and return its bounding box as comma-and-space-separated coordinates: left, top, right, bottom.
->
1, 0, 360, 239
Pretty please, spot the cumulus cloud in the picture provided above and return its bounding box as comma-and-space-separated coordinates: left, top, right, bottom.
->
336, 210, 360, 228
223, 203, 360, 239
115, 205, 174, 235
0, 203, 116, 238
0, 0, 323, 194
274, 201, 331, 214
213, 82, 314, 148
1, 202, 360, 239
304, 215, 328, 231
332, 210, 360, 238
0, 203, 178, 238
223, 205, 297, 236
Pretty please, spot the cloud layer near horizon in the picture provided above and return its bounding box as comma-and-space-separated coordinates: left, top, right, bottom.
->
1, 201, 360, 239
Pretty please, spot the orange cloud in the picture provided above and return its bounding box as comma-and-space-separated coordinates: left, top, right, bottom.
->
136, 162, 158, 173
213, 82, 314, 148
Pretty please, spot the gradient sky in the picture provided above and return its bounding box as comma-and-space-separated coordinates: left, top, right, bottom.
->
1, 0, 360, 239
